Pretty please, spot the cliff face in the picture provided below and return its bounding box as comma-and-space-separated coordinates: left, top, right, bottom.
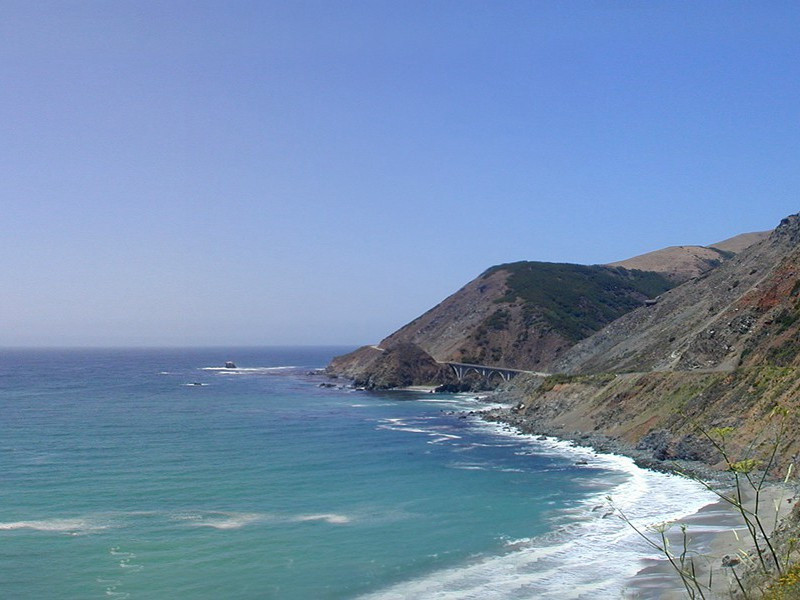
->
326, 343, 452, 390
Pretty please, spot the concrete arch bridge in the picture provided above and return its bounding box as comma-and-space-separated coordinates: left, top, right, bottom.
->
443, 361, 548, 383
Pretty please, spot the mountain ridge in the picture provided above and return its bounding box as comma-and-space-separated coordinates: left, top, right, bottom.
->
605, 231, 770, 283
328, 227, 768, 388
554, 217, 800, 374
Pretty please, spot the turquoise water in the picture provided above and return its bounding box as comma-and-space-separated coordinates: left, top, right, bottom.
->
1, 348, 715, 599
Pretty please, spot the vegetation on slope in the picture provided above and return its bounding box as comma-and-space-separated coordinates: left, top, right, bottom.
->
483, 261, 675, 342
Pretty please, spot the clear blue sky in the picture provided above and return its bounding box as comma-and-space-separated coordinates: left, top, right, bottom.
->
2, 1, 799, 346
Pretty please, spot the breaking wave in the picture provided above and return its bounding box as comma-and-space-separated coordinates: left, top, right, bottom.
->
359, 421, 718, 599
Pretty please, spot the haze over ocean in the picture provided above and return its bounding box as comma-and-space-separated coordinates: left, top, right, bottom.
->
2, 3, 799, 347
1, 347, 718, 599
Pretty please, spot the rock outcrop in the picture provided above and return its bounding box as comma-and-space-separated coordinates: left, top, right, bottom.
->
326, 343, 451, 390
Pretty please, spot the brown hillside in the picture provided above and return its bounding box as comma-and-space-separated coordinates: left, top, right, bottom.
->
554, 214, 800, 375
607, 245, 729, 283
374, 267, 573, 370
328, 223, 773, 388
503, 365, 800, 474
710, 230, 771, 253
498, 215, 800, 473
327, 262, 675, 385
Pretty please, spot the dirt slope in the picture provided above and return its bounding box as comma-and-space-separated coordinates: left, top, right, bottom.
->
554, 215, 800, 375
710, 230, 771, 253
608, 245, 730, 283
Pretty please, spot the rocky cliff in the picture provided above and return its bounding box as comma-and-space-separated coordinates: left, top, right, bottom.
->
326, 343, 451, 390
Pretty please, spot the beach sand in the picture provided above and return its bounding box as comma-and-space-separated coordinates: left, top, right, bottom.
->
623, 483, 796, 599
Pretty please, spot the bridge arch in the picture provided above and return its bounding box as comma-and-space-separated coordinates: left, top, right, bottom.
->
447, 362, 523, 384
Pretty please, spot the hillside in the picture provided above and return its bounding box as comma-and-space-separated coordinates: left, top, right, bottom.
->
553, 215, 800, 375
606, 231, 769, 283
499, 364, 800, 474
710, 230, 771, 253
383, 262, 674, 367
328, 230, 770, 387
328, 263, 677, 387
493, 213, 800, 471
607, 245, 731, 283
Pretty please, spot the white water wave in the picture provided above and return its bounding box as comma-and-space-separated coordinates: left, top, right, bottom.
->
360, 419, 718, 599
176, 511, 266, 530
361, 474, 715, 599
201, 366, 298, 374
428, 436, 461, 444
376, 418, 463, 444
0, 517, 110, 535
294, 513, 352, 525
171, 510, 355, 529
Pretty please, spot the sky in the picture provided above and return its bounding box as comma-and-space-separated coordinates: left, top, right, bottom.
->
2, 1, 799, 347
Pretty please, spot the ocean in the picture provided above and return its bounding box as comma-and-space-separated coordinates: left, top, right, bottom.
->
0, 347, 718, 599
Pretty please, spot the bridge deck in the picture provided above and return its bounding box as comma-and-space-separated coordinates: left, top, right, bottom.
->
443, 361, 528, 373
441, 361, 550, 380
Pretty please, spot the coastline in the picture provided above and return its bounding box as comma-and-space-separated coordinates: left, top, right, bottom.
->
622, 485, 795, 599
481, 405, 734, 485
328, 373, 798, 598
479, 402, 798, 599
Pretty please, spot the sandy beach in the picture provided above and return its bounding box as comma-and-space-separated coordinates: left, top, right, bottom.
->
623, 483, 796, 599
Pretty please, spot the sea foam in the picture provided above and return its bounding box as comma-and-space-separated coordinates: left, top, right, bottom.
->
294, 513, 352, 525
201, 366, 298, 374
177, 511, 266, 530
0, 517, 109, 534
359, 420, 718, 600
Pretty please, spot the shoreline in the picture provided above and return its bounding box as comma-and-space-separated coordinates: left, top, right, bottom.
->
622, 484, 795, 599
478, 402, 798, 599
480, 405, 735, 485
333, 377, 798, 597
